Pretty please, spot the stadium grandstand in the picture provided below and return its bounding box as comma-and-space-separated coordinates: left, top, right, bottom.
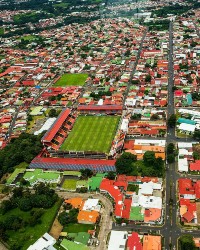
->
77, 105, 123, 114
29, 157, 116, 172
42, 108, 76, 150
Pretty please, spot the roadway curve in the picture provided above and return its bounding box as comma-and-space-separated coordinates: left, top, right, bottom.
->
57, 191, 113, 250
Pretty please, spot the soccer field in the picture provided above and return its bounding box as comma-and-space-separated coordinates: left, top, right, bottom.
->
60, 116, 120, 153
54, 73, 88, 86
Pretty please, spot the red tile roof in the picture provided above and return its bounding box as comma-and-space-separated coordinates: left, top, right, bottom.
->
190, 160, 200, 171
100, 179, 123, 217
182, 211, 194, 222
42, 108, 70, 142
179, 179, 195, 195
122, 199, 132, 219
127, 232, 142, 250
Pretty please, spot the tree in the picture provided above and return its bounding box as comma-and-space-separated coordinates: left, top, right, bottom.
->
49, 108, 58, 117
58, 208, 79, 226
1, 200, 15, 214
172, 86, 178, 92
143, 151, 156, 166
131, 79, 140, 84
179, 235, 196, 250
115, 152, 137, 174
167, 143, 175, 154
13, 187, 23, 198
168, 114, 177, 127
151, 114, 159, 120
193, 130, 200, 139
145, 74, 151, 82
19, 177, 29, 186
193, 151, 200, 160
80, 168, 93, 179
0, 133, 43, 175
18, 197, 32, 211
167, 154, 175, 164
107, 171, 116, 180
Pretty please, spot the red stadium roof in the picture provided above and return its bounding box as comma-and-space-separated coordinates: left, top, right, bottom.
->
32, 157, 116, 166
77, 105, 123, 111
42, 108, 70, 142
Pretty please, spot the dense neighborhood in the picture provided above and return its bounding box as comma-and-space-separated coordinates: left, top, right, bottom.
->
1, 0, 200, 250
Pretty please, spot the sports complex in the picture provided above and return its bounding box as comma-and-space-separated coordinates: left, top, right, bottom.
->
31, 106, 126, 172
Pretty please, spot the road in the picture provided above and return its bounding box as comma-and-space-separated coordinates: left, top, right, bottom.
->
123, 28, 148, 108
6, 107, 20, 139
57, 191, 113, 250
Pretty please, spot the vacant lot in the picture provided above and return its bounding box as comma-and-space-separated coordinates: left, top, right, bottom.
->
54, 73, 88, 86
63, 223, 94, 233
60, 116, 120, 153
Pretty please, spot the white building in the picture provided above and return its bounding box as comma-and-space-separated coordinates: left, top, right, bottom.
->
82, 199, 101, 212
178, 123, 196, 133
178, 158, 188, 172
27, 233, 56, 250
108, 231, 128, 250
138, 181, 162, 196
120, 119, 129, 132
134, 139, 166, 147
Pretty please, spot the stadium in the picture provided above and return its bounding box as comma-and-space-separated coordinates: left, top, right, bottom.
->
41, 108, 125, 160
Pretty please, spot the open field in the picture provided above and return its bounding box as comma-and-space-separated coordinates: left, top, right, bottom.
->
60, 116, 120, 153
62, 179, 77, 191
54, 73, 88, 86
0, 28, 4, 35
3, 200, 61, 250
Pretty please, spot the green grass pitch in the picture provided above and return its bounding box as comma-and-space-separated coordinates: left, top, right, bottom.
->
54, 73, 88, 86
60, 116, 120, 153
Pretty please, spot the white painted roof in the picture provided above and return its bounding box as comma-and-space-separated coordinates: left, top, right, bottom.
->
27, 233, 56, 250
178, 158, 188, 172
179, 123, 196, 132
108, 231, 128, 250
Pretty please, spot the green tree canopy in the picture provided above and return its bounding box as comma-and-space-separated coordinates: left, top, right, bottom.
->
179, 235, 196, 250
115, 152, 137, 174
143, 151, 156, 166
168, 114, 177, 127
0, 133, 43, 176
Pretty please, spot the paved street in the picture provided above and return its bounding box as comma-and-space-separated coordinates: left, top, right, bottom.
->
123, 28, 148, 107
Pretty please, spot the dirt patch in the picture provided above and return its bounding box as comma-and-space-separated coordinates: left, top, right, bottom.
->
49, 218, 63, 240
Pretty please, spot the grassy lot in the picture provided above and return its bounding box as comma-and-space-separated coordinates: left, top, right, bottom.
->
61, 116, 120, 153
62, 179, 77, 191
4, 199, 61, 250
0, 28, 4, 35
6, 166, 27, 185
54, 2, 69, 7
20, 35, 38, 41
63, 223, 94, 233
54, 74, 88, 86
